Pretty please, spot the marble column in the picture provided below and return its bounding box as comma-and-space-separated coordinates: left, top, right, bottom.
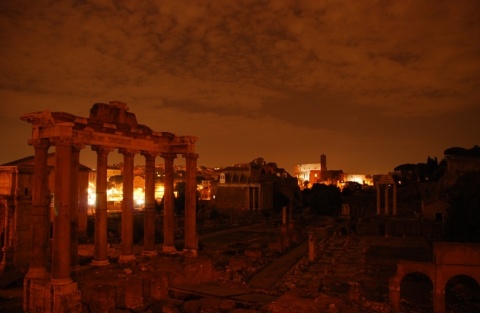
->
0, 197, 14, 272
308, 231, 315, 262
161, 153, 176, 252
142, 152, 157, 256
70, 145, 82, 268
91, 146, 111, 266
393, 184, 397, 216
184, 153, 198, 255
119, 149, 136, 262
26, 139, 50, 279
376, 185, 381, 215
52, 139, 73, 284
384, 185, 389, 215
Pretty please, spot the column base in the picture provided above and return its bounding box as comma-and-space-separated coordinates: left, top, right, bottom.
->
118, 254, 136, 263
91, 259, 110, 266
142, 250, 158, 257
24, 267, 48, 279
183, 248, 197, 258
162, 245, 177, 253
24, 277, 82, 313
50, 278, 74, 285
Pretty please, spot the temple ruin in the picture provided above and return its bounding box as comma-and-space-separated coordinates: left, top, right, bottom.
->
20, 101, 198, 312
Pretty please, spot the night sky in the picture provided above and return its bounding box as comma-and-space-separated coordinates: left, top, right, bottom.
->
1, 0, 479, 174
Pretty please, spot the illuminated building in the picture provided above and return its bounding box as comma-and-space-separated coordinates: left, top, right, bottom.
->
294, 155, 373, 189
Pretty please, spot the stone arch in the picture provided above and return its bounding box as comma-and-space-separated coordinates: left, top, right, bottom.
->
445, 274, 480, 312
400, 271, 434, 311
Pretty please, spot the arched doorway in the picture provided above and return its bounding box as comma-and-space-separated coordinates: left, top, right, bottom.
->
445, 275, 480, 313
400, 272, 433, 312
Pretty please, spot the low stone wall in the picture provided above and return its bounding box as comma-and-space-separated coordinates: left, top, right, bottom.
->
78, 256, 214, 311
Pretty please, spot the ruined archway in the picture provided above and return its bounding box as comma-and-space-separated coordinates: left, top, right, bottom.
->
445, 275, 480, 313
400, 272, 433, 312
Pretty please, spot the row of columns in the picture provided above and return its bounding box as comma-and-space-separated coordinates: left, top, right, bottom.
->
376, 183, 397, 216
26, 137, 199, 285
243, 184, 265, 210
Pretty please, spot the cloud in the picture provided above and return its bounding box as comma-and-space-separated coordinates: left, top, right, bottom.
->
0, 0, 479, 172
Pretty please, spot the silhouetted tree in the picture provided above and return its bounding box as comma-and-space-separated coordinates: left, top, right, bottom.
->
273, 191, 290, 213
444, 171, 480, 243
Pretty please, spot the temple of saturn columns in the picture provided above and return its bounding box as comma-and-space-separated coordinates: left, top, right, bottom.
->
20, 101, 198, 312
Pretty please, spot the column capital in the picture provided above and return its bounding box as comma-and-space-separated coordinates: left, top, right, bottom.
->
72, 140, 86, 151
161, 152, 177, 159
49, 136, 73, 147
29, 138, 50, 149
118, 148, 138, 156
182, 153, 199, 159
91, 145, 114, 154
141, 151, 159, 159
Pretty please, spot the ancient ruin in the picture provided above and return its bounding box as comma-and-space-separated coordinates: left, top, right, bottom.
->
19, 102, 198, 312
0, 103, 479, 313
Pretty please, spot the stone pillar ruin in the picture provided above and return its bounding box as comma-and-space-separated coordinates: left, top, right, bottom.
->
119, 149, 136, 262
142, 152, 157, 256
70, 145, 82, 268
376, 175, 397, 216
51, 138, 73, 284
25, 139, 50, 279
308, 231, 315, 262
384, 185, 389, 215
393, 184, 397, 216
21, 102, 198, 312
376, 185, 381, 215
184, 153, 198, 255
162, 153, 177, 253
92, 146, 111, 266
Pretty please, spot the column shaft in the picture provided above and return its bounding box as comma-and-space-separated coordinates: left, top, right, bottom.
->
184, 153, 198, 253
26, 140, 50, 279
120, 149, 136, 260
142, 152, 157, 255
162, 153, 176, 252
384, 185, 389, 215
393, 184, 397, 216
70, 146, 81, 268
52, 140, 73, 283
92, 146, 110, 266
376, 185, 381, 215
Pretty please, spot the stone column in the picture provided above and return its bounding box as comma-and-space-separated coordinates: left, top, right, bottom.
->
258, 184, 263, 210
161, 153, 176, 252
376, 184, 381, 215
52, 138, 73, 284
142, 152, 157, 256
252, 187, 256, 210
26, 139, 50, 279
393, 184, 397, 216
119, 149, 136, 262
389, 277, 401, 313
70, 145, 82, 268
308, 231, 315, 262
434, 284, 446, 313
384, 184, 389, 215
184, 153, 198, 255
77, 171, 88, 240
91, 146, 111, 266
0, 197, 14, 272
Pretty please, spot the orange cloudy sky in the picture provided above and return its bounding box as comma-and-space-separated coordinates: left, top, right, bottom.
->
1, 0, 479, 174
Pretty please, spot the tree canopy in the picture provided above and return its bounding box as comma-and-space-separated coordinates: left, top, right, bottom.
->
444, 171, 480, 243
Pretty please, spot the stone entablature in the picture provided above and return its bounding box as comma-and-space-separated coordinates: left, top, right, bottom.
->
21, 102, 197, 155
